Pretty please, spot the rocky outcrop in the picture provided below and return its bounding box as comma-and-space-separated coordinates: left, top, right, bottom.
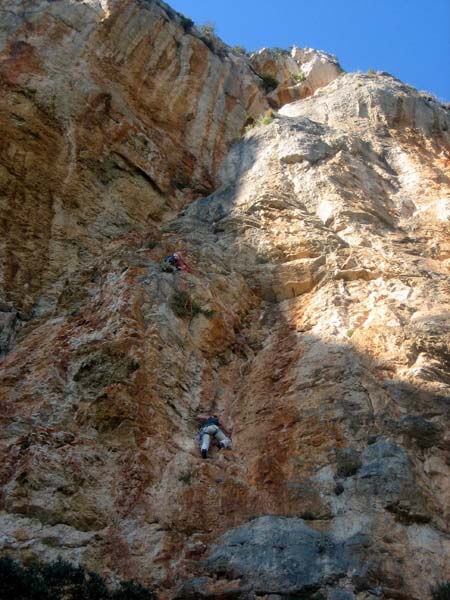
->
0, 3, 450, 600
177, 514, 367, 598
250, 45, 342, 107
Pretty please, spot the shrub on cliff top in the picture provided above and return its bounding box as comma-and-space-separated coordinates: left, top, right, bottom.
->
197, 22, 218, 53
0, 555, 156, 600
198, 21, 216, 37
175, 11, 194, 32
231, 45, 248, 56
270, 46, 290, 56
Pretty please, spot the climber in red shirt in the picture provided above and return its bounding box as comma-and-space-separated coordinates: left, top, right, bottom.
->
164, 251, 189, 272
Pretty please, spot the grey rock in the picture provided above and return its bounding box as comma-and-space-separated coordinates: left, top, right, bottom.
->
352, 558, 383, 592
397, 415, 441, 448
280, 73, 450, 136
204, 516, 367, 596
175, 576, 247, 599
174, 577, 210, 599
328, 590, 356, 600
73, 350, 140, 394
277, 123, 335, 164
358, 440, 412, 492
357, 439, 431, 523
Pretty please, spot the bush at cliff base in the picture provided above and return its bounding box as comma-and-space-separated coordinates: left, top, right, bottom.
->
0, 555, 156, 600
432, 582, 450, 600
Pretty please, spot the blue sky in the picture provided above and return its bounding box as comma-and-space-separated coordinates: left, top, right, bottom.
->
168, 0, 450, 101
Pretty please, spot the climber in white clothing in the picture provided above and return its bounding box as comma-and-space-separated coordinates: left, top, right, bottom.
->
196, 414, 232, 459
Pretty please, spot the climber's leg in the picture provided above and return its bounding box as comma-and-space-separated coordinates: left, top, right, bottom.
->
200, 433, 211, 458
215, 428, 232, 449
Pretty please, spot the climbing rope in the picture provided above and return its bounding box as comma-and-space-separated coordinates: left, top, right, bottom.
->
164, 251, 194, 318
178, 270, 193, 318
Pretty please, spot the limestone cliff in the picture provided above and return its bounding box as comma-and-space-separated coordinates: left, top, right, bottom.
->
1, 1, 450, 600
0, 0, 337, 318
0, 0, 267, 316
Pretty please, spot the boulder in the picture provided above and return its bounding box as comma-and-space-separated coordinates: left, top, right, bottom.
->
204, 516, 367, 596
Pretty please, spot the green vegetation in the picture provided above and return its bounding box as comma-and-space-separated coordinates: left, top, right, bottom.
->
171, 290, 202, 318
259, 74, 279, 93
245, 109, 277, 133
175, 11, 194, 32
291, 72, 306, 83
259, 110, 276, 125
432, 582, 450, 600
178, 471, 192, 485
231, 45, 248, 56
270, 47, 290, 56
198, 21, 215, 36
196, 22, 217, 52
346, 329, 354, 338
170, 290, 214, 319
113, 581, 156, 600
0, 555, 155, 600
161, 260, 176, 273
367, 68, 376, 75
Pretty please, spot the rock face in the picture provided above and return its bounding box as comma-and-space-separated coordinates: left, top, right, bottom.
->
0, 0, 270, 317
250, 45, 342, 107
1, 2, 450, 600
203, 515, 368, 596
0, 0, 341, 320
